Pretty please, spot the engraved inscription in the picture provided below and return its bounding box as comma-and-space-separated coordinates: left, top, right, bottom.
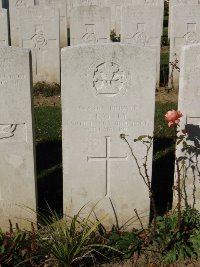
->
82, 24, 97, 43
93, 62, 125, 97
0, 124, 17, 140
15, 0, 27, 8
87, 136, 128, 197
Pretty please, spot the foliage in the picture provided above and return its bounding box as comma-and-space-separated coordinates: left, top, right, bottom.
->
37, 207, 120, 267
34, 82, 60, 97
110, 30, 120, 42
0, 222, 43, 267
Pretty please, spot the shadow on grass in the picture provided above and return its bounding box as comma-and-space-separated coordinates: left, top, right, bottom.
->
152, 137, 175, 217
36, 141, 63, 217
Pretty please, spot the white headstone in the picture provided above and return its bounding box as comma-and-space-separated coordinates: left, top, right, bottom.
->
70, 6, 111, 45
107, 0, 164, 36
67, 0, 107, 28
169, 5, 200, 89
175, 44, 200, 210
9, 0, 35, 46
121, 5, 162, 87
18, 6, 60, 84
39, 0, 68, 48
0, 9, 9, 47
0, 47, 37, 231
62, 44, 156, 227
168, 0, 200, 37
0, 0, 2, 8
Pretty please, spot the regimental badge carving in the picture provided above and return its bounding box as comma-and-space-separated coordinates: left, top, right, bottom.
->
82, 24, 97, 44
93, 62, 125, 97
31, 30, 48, 48
184, 32, 200, 45
0, 124, 17, 140
15, 0, 27, 8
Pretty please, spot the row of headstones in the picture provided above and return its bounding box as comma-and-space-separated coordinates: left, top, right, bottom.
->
0, 42, 199, 231
0, 0, 164, 86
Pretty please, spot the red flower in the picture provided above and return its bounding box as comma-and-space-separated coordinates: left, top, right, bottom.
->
165, 110, 183, 128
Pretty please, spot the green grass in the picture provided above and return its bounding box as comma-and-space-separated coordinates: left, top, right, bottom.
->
163, 27, 168, 38
161, 52, 169, 65
154, 102, 177, 138
34, 106, 62, 143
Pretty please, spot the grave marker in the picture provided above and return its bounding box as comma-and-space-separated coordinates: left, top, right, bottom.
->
169, 5, 200, 88
176, 44, 200, 211
121, 5, 162, 87
9, 0, 34, 46
18, 6, 60, 84
39, 0, 68, 48
62, 44, 156, 227
0, 9, 9, 47
67, 0, 106, 28
107, 0, 164, 36
0, 47, 37, 231
70, 6, 111, 45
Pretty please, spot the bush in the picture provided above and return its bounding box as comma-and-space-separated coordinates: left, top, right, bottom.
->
33, 82, 60, 97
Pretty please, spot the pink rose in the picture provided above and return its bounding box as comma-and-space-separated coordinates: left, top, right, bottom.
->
165, 110, 183, 128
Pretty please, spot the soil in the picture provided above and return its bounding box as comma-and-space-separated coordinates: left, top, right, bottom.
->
33, 87, 178, 107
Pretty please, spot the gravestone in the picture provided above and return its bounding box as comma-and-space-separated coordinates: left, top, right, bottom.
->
121, 5, 162, 87
62, 44, 156, 227
0, 9, 9, 47
67, 0, 106, 28
70, 6, 111, 45
9, 0, 34, 46
0, 47, 37, 231
0, 0, 2, 8
107, 0, 164, 36
168, 0, 200, 37
18, 6, 60, 84
39, 0, 68, 48
169, 5, 200, 89
175, 44, 200, 211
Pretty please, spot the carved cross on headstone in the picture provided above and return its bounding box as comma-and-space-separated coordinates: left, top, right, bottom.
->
22, 23, 57, 76
87, 136, 128, 197
174, 23, 200, 47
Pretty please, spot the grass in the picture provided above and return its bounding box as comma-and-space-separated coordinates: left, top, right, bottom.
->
160, 52, 169, 65
34, 106, 62, 143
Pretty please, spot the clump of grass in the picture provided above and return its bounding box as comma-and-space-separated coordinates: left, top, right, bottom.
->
33, 82, 60, 97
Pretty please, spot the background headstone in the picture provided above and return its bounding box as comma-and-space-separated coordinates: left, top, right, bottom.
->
0, 9, 9, 47
121, 5, 162, 87
67, 0, 107, 28
168, 0, 200, 37
39, 0, 68, 48
18, 6, 60, 84
176, 44, 200, 211
9, 0, 35, 46
169, 5, 200, 88
70, 6, 111, 45
106, 0, 164, 36
0, 47, 37, 231
0, 0, 2, 8
62, 44, 156, 227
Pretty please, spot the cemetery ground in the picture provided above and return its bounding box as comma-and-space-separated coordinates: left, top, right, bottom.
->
2, 84, 200, 267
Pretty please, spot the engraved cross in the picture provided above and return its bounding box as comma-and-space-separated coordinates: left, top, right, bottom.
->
87, 136, 128, 197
